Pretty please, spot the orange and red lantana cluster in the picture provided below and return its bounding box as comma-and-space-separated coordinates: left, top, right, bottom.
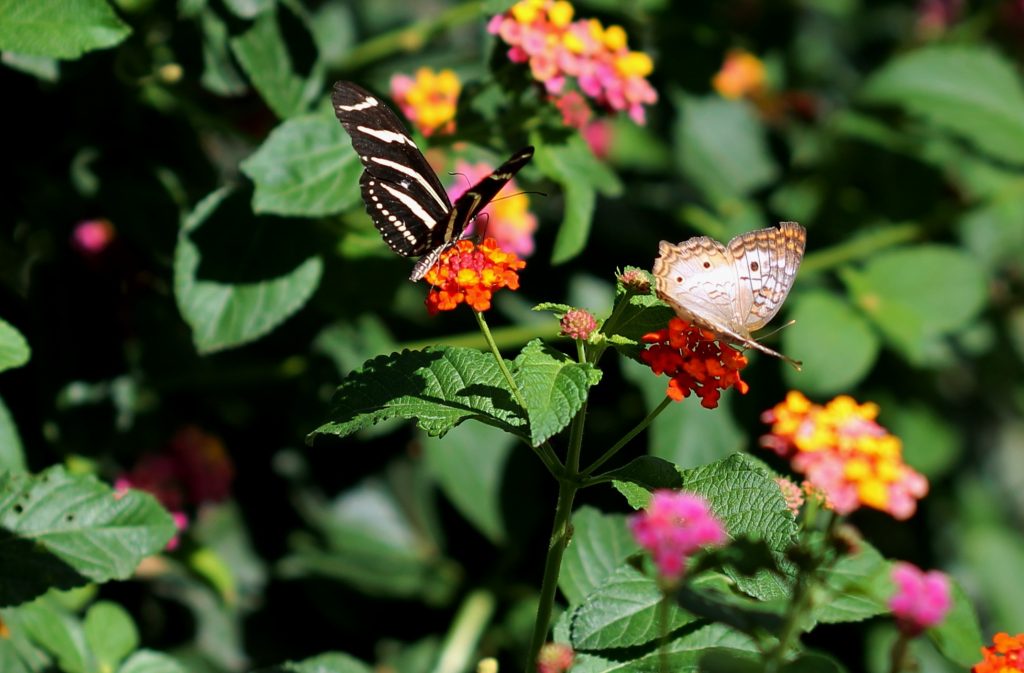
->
974, 632, 1024, 672
712, 49, 767, 100
760, 392, 928, 520
640, 318, 749, 409
390, 67, 461, 137
488, 0, 657, 124
424, 238, 526, 314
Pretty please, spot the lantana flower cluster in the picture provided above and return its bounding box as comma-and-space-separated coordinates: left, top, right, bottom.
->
424, 238, 526, 314
640, 317, 749, 409
449, 160, 538, 257
712, 49, 767, 100
888, 562, 952, 635
390, 67, 461, 137
628, 490, 726, 581
760, 391, 928, 520
488, 0, 658, 124
974, 632, 1024, 672
115, 425, 235, 549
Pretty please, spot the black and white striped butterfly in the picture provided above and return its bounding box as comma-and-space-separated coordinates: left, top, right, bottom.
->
332, 81, 534, 281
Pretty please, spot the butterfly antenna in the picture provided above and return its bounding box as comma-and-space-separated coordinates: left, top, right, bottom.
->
759, 319, 797, 342
490, 189, 548, 203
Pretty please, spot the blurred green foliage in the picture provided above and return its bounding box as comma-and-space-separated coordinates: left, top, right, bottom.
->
1, 0, 1023, 671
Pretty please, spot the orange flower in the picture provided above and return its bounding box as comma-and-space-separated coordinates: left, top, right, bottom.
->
760, 392, 928, 520
390, 67, 461, 136
424, 238, 526, 314
973, 632, 1024, 672
712, 49, 766, 100
640, 318, 749, 409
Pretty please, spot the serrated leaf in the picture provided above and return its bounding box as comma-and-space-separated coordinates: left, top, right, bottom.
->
571, 564, 694, 649
84, 601, 137, 670
674, 94, 778, 201
861, 45, 1024, 164
603, 292, 675, 359
675, 578, 786, 636
559, 507, 639, 605
0, 0, 131, 59
308, 347, 528, 443
570, 621, 758, 672
253, 652, 372, 673
782, 290, 879, 395
929, 580, 983, 666
513, 340, 601, 446
423, 423, 514, 544
0, 318, 30, 373
230, 10, 320, 119
0, 396, 26, 473
841, 246, 987, 365
678, 454, 798, 599
119, 650, 188, 673
816, 544, 889, 624
240, 115, 362, 216
0, 467, 175, 606
173, 187, 324, 354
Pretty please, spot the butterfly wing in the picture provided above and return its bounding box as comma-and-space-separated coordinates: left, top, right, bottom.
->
727, 221, 806, 332
652, 236, 743, 335
332, 81, 452, 258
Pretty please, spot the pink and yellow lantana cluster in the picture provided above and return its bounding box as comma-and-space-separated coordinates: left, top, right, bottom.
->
449, 160, 538, 257
488, 0, 657, 124
760, 391, 928, 520
390, 67, 462, 137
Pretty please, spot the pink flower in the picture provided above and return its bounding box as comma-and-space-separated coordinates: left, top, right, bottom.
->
72, 218, 116, 255
537, 643, 574, 673
449, 160, 537, 257
628, 490, 726, 581
559, 308, 597, 340
889, 562, 952, 635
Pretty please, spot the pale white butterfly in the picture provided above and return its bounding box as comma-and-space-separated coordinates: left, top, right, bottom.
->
651, 221, 806, 369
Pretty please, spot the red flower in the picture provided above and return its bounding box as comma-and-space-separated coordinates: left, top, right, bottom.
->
973, 632, 1024, 672
640, 318, 749, 409
424, 238, 526, 314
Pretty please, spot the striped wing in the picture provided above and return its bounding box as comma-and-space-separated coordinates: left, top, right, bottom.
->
332, 81, 452, 258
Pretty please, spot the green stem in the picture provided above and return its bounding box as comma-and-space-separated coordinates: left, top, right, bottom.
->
399, 322, 560, 353
658, 592, 670, 673
340, 1, 484, 71
432, 590, 496, 673
475, 310, 528, 410
525, 382, 588, 670
581, 396, 672, 479
888, 632, 911, 673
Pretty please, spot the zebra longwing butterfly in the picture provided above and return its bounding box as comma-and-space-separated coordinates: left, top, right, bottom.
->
331, 81, 535, 281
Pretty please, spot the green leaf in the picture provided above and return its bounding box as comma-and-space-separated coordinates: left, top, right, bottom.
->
230, 9, 320, 119
222, 0, 273, 19
881, 398, 961, 480
675, 576, 786, 636
673, 94, 778, 201
119, 650, 188, 673
603, 287, 676, 359
782, 290, 879, 395
0, 318, 30, 373
0, 0, 131, 59
308, 347, 527, 443
253, 652, 372, 673
0, 608, 47, 673
599, 456, 683, 491
815, 544, 889, 624
17, 599, 90, 673
83, 602, 137, 671
279, 468, 457, 602
197, 9, 246, 96
240, 115, 362, 216
929, 580, 983, 667
513, 340, 601, 446
679, 454, 798, 599
861, 45, 1024, 164
0, 466, 176, 606
559, 507, 639, 605
1, 51, 59, 81
173, 187, 324, 354
570, 564, 695, 649
841, 246, 987, 365
533, 135, 622, 265
0, 395, 27, 473
422, 423, 514, 544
